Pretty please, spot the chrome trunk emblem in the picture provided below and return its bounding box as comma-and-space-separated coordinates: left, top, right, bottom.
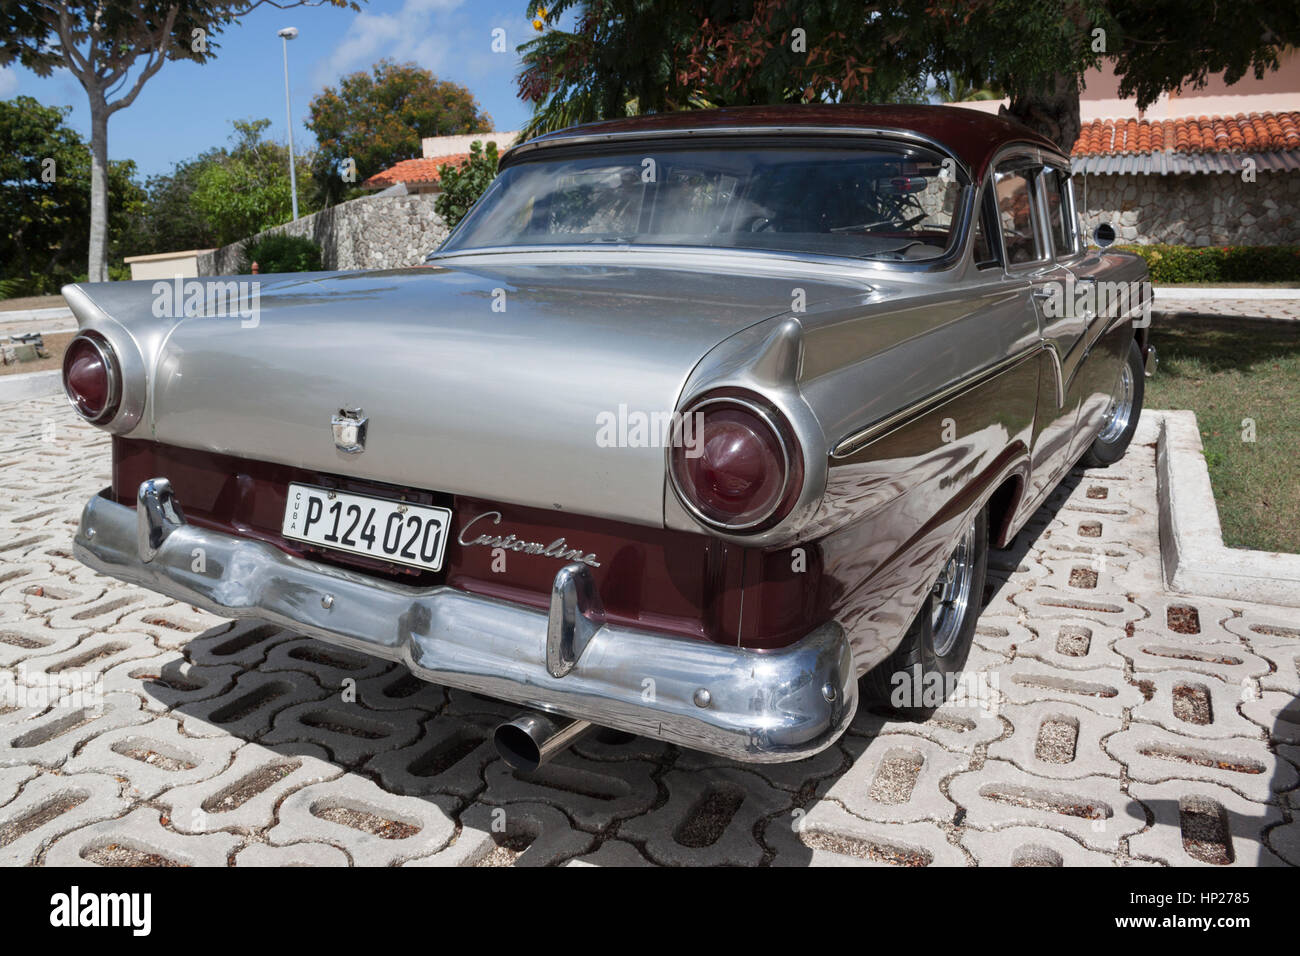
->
331, 407, 368, 453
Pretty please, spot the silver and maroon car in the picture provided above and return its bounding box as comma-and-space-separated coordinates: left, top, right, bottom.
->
64, 105, 1152, 769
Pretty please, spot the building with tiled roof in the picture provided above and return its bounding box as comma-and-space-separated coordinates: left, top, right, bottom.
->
362, 154, 472, 193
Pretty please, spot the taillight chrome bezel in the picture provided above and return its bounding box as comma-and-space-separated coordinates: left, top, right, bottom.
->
62, 332, 122, 425
668, 391, 804, 533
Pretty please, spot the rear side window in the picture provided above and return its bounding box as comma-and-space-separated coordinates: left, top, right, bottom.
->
1042, 167, 1075, 257
993, 166, 1039, 264
972, 187, 1000, 268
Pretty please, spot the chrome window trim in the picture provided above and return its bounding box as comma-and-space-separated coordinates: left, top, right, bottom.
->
991, 156, 1051, 272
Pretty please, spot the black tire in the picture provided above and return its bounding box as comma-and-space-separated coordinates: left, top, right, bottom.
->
1080, 338, 1145, 469
865, 506, 989, 718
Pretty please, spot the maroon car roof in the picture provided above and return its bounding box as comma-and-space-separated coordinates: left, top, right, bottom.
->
512, 104, 1063, 181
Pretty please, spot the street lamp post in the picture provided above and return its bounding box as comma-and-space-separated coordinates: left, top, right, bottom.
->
277, 26, 300, 221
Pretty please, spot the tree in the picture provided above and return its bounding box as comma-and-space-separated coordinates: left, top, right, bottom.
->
516, 0, 1300, 153
191, 118, 316, 245
0, 1, 359, 283
134, 151, 225, 255
307, 59, 492, 207
0, 96, 144, 294
434, 140, 500, 229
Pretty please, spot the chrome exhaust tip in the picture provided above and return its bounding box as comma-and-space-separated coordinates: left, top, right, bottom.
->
493, 712, 594, 773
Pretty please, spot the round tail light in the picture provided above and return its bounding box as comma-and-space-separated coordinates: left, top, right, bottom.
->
62, 333, 120, 424
669, 394, 803, 531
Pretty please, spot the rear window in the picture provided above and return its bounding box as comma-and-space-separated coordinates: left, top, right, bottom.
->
441, 144, 967, 262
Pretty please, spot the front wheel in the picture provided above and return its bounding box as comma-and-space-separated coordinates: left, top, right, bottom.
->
866, 507, 988, 718
1080, 338, 1145, 468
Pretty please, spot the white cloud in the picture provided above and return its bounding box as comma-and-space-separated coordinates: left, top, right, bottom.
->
0, 67, 19, 98
312, 0, 468, 88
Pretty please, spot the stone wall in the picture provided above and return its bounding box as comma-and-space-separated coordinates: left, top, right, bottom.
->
1076, 170, 1299, 246
197, 192, 451, 276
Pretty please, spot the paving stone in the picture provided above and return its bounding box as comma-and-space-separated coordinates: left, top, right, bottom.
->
481, 750, 658, 830
16, 631, 164, 691
674, 735, 849, 792
268, 776, 457, 866
100, 650, 241, 714
158, 741, 342, 834
65, 716, 242, 801
409, 801, 593, 867
1011, 589, 1146, 628
1131, 672, 1265, 740
947, 760, 1146, 852
0, 771, 129, 865
183, 619, 295, 669
0, 766, 37, 808
109, 603, 226, 650
1106, 725, 1293, 803
618, 767, 789, 866
0, 619, 88, 668
997, 658, 1144, 718
175, 667, 330, 740
1115, 632, 1270, 685
972, 618, 1036, 657
766, 800, 967, 866
563, 839, 656, 867
349, 665, 448, 713
44, 590, 166, 631
261, 697, 427, 766
234, 841, 350, 866
261, 636, 392, 686
961, 825, 1119, 866
1268, 820, 1300, 866
365, 713, 498, 799
1227, 624, 1300, 696
0, 691, 148, 769
847, 703, 1005, 754
571, 729, 674, 764
815, 733, 967, 824
1240, 690, 1300, 745
988, 700, 1121, 779
44, 806, 242, 866
1128, 780, 1288, 867
1010, 617, 1129, 672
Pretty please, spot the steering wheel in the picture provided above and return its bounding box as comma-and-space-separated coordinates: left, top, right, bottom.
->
737, 215, 775, 233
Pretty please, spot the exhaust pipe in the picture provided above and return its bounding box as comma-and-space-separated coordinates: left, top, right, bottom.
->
494, 712, 594, 772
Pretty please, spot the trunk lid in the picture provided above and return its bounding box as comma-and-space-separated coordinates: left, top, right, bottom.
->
78, 258, 869, 526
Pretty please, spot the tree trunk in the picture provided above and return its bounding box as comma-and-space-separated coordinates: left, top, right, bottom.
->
87, 100, 110, 283
1002, 73, 1082, 155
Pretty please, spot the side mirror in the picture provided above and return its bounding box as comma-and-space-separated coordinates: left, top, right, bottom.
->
1093, 222, 1116, 248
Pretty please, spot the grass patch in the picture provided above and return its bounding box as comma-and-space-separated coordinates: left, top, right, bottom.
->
1145, 316, 1300, 553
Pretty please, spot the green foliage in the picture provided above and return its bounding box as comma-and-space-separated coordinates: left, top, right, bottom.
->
434, 140, 501, 229
1118, 244, 1300, 284
190, 118, 316, 246
0, 95, 145, 292
307, 59, 492, 208
239, 234, 323, 274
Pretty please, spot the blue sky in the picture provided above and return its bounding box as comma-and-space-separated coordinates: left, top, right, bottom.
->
0, 0, 541, 178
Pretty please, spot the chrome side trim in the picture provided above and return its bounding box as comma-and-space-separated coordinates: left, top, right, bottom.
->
75, 487, 856, 763
832, 343, 1042, 459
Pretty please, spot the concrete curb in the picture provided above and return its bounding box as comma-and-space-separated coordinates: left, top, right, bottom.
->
0, 306, 73, 323
0, 370, 62, 404
1153, 288, 1300, 302
1154, 409, 1300, 607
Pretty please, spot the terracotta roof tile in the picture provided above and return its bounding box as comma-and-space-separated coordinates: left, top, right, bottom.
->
362, 154, 472, 189
1071, 111, 1300, 156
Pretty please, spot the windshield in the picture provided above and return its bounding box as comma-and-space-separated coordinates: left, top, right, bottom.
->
439, 143, 966, 261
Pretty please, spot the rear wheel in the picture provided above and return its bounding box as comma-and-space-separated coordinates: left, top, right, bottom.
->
1080, 338, 1145, 468
866, 507, 989, 718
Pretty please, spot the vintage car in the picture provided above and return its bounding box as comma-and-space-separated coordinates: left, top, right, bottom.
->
64, 105, 1152, 770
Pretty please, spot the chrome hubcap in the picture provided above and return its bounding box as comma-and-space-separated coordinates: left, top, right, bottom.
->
930, 519, 977, 657
1098, 362, 1135, 444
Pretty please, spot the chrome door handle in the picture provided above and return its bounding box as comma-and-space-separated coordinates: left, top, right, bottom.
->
1031, 289, 1052, 299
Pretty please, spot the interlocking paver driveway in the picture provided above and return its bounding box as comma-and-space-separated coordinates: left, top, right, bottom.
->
2, 391, 1297, 867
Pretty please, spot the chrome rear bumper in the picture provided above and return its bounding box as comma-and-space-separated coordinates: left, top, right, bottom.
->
73, 483, 856, 763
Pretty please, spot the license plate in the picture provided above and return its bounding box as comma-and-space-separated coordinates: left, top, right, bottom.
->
281, 483, 452, 572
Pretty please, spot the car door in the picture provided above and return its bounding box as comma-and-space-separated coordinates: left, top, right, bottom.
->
990, 156, 1081, 503
1055, 167, 1133, 461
